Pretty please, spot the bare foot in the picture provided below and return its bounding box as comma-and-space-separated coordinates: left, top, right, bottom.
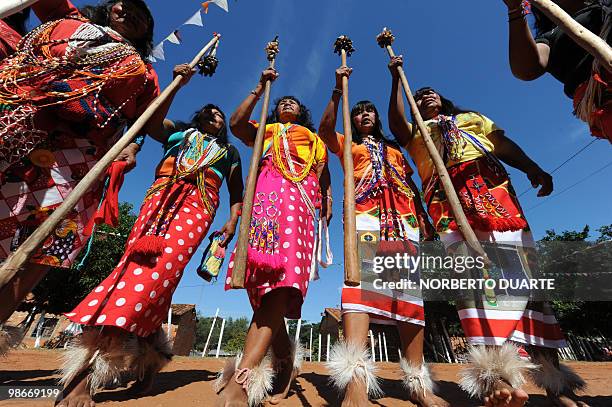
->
56, 394, 95, 407
546, 392, 590, 407
341, 378, 370, 407
215, 377, 248, 407
56, 374, 94, 407
483, 379, 529, 407
268, 361, 298, 404
410, 390, 450, 407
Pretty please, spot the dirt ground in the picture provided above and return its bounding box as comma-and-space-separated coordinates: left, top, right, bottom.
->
0, 349, 611, 406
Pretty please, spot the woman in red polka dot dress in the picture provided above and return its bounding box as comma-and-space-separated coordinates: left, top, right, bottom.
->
58, 94, 244, 406
215, 68, 331, 407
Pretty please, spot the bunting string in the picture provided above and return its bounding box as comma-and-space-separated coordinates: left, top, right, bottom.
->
150, 0, 229, 62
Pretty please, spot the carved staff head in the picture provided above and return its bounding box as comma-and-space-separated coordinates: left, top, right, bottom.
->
376, 27, 395, 48
197, 34, 220, 76
334, 35, 355, 57
197, 54, 219, 76
266, 36, 280, 61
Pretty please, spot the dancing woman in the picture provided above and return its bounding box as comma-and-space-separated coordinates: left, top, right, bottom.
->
389, 55, 587, 407
57, 65, 244, 406
318, 65, 448, 407
504, 0, 612, 142
216, 68, 331, 406
0, 0, 160, 340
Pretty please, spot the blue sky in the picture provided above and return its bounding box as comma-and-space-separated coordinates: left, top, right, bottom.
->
51, 0, 611, 324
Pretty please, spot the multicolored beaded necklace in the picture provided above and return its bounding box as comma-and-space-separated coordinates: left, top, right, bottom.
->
0, 17, 147, 167
143, 130, 227, 239
0, 18, 146, 113
355, 136, 414, 203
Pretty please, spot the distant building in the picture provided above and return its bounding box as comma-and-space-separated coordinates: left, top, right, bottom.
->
3, 303, 197, 356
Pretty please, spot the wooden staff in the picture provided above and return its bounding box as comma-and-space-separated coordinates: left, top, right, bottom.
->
530, 0, 612, 74
376, 28, 489, 263
231, 36, 280, 288
0, 33, 221, 289
334, 36, 360, 287
0, 0, 38, 19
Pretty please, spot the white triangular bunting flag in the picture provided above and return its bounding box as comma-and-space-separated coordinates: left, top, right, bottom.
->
152, 41, 165, 61
210, 0, 229, 12
166, 30, 181, 44
184, 10, 203, 27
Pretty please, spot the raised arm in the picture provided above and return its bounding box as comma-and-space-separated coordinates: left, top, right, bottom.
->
487, 129, 553, 196
387, 55, 414, 147
319, 67, 351, 154
219, 157, 244, 247
230, 68, 278, 145
504, 0, 550, 80
144, 64, 196, 143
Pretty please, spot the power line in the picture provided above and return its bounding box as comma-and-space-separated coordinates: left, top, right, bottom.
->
526, 159, 612, 212
518, 138, 600, 198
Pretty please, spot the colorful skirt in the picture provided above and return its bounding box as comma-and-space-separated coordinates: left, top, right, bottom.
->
440, 228, 566, 349
424, 157, 527, 234
66, 178, 215, 337
0, 135, 104, 268
341, 186, 425, 326
225, 158, 320, 319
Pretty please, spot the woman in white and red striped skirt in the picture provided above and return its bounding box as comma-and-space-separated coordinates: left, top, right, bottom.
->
318, 64, 449, 407
391, 52, 586, 407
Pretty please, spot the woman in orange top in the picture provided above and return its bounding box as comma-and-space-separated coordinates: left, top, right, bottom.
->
319, 66, 447, 407
216, 68, 331, 406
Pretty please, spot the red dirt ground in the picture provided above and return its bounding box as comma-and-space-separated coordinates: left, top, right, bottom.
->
1, 349, 611, 406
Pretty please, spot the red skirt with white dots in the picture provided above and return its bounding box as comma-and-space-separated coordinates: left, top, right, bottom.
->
225, 158, 320, 319
66, 177, 215, 337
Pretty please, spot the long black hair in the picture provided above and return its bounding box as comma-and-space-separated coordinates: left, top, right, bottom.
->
174, 104, 229, 144
413, 87, 473, 119
4, 8, 30, 36
350, 100, 402, 149
79, 0, 154, 59
267, 96, 316, 132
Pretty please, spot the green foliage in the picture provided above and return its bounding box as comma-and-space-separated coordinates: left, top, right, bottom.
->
194, 315, 250, 355
32, 202, 137, 314
539, 224, 612, 337
194, 315, 322, 357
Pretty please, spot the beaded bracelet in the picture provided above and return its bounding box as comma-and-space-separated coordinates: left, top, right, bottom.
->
250, 90, 261, 99
332, 88, 342, 96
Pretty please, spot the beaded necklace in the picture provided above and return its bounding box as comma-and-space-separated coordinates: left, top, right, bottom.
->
436, 115, 468, 162
355, 136, 414, 203
145, 130, 227, 216
0, 17, 146, 125
272, 123, 318, 183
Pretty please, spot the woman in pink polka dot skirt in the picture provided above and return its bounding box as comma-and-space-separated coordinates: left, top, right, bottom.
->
215, 68, 331, 407
57, 97, 244, 405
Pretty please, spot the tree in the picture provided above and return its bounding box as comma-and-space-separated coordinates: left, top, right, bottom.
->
32, 202, 138, 314
539, 224, 612, 337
